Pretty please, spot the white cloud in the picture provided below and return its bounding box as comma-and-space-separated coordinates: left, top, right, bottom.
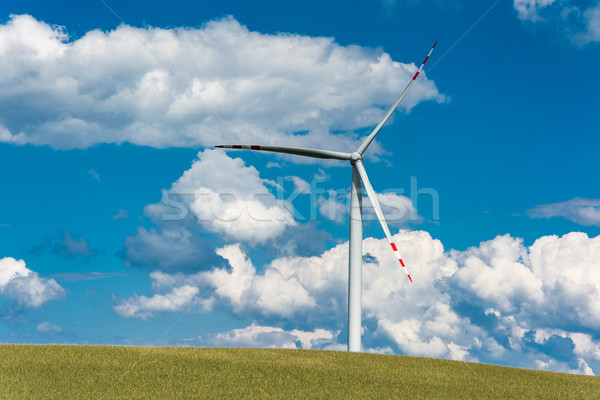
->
37, 321, 62, 333
451, 232, 600, 332
207, 244, 316, 317
113, 284, 212, 319
206, 244, 257, 314
514, 0, 560, 21
116, 243, 316, 319
378, 318, 449, 358
571, 332, 600, 369
145, 149, 297, 244
513, 0, 600, 44
0, 257, 65, 308
190, 188, 296, 243
528, 197, 600, 227
187, 322, 336, 349
449, 234, 544, 314
0, 15, 443, 150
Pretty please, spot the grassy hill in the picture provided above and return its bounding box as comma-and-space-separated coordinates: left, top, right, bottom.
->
0, 345, 598, 399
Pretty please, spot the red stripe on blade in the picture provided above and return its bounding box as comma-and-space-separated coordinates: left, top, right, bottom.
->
232, 145, 242, 149
408, 274, 413, 283
412, 71, 420, 80
433, 40, 438, 48
391, 243, 398, 251
251, 145, 261, 150
215, 145, 224, 148
399, 259, 405, 267
422, 55, 429, 65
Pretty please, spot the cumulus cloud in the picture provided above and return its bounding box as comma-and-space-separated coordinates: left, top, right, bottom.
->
448, 234, 544, 315
0, 14, 443, 151
115, 243, 316, 319
144, 149, 297, 244
0, 257, 65, 308
513, 0, 600, 44
207, 244, 316, 317
115, 242, 321, 319
115, 230, 600, 374
116, 230, 458, 345
445, 232, 600, 372
528, 197, 600, 227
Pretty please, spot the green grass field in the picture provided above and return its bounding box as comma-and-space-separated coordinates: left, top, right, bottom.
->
0, 345, 598, 399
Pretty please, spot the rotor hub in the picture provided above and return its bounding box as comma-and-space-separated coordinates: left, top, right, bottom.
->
351, 151, 363, 162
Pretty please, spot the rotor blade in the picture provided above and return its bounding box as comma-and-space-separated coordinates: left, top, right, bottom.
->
354, 161, 413, 283
356, 41, 437, 156
215, 145, 352, 161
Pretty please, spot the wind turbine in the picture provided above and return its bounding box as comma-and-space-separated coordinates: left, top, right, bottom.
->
216, 41, 437, 352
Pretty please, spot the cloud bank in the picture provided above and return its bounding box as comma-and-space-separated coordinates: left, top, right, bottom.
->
116, 149, 599, 375
0, 14, 443, 150
114, 230, 600, 375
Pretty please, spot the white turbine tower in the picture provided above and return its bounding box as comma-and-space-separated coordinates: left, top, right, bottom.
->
216, 42, 437, 352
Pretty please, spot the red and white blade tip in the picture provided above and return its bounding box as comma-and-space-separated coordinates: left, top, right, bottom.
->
411, 40, 438, 81
390, 242, 412, 283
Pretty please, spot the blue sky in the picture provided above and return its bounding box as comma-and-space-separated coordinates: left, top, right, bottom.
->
1, 0, 599, 375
